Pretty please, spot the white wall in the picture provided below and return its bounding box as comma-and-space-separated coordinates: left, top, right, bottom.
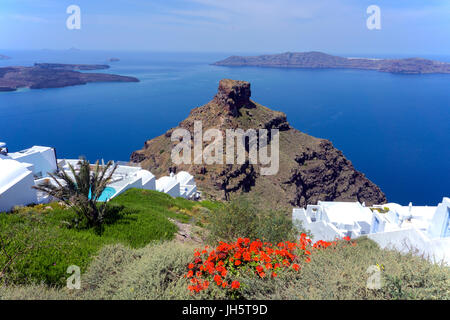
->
368, 228, 450, 265
181, 184, 197, 199
427, 198, 450, 238
11, 148, 57, 177
293, 208, 342, 241
0, 172, 37, 212
165, 182, 181, 198
111, 177, 143, 199
142, 176, 156, 190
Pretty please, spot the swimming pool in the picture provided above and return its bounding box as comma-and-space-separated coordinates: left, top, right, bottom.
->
89, 187, 116, 202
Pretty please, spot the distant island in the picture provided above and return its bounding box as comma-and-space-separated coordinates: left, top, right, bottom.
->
0, 63, 139, 92
0, 54, 11, 60
108, 58, 120, 62
213, 51, 450, 74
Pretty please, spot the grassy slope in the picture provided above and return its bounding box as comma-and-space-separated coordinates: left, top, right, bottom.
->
0, 189, 216, 286
1, 189, 448, 300
1, 238, 448, 300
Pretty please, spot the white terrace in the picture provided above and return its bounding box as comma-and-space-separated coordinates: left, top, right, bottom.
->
293, 198, 450, 264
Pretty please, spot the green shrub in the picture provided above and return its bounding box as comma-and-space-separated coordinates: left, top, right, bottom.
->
77, 242, 227, 300
206, 195, 298, 244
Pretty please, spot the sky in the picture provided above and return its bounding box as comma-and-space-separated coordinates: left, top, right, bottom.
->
0, 0, 449, 55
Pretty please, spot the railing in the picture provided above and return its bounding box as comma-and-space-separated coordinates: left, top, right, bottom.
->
116, 161, 141, 168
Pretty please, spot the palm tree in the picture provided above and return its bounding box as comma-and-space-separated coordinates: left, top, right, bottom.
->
33, 159, 118, 229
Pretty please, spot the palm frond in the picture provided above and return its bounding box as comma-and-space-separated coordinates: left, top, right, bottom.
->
33, 158, 118, 230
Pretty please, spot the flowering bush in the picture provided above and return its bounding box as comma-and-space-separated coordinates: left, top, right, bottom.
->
184, 234, 354, 297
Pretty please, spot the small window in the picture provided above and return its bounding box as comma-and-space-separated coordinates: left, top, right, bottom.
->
373, 217, 380, 233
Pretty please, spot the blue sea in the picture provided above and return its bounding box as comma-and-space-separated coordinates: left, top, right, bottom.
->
1, 50, 449, 205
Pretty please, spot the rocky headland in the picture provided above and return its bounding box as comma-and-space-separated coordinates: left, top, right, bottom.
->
214, 52, 450, 74
131, 79, 387, 209
0, 63, 139, 91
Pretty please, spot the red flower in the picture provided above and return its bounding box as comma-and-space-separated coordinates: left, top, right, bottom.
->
231, 281, 240, 289
185, 234, 335, 294
243, 252, 251, 261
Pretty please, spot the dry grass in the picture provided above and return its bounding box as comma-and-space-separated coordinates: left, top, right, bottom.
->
1, 237, 448, 300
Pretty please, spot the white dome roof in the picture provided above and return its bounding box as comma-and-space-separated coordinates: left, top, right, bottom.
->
135, 169, 154, 179
135, 169, 155, 184
175, 171, 193, 185
156, 176, 178, 192
0, 159, 32, 190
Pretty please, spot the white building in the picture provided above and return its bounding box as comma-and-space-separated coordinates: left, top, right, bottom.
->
156, 174, 181, 198
56, 159, 157, 201
0, 143, 199, 212
155, 171, 198, 199
293, 198, 450, 264
175, 171, 197, 199
1, 144, 57, 179
1, 142, 57, 211
368, 199, 450, 264
0, 159, 38, 212
293, 201, 373, 241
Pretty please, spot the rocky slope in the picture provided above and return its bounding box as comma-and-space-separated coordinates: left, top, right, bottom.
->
0, 63, 139, 91
214, 52, 450, 74
131, 79, 386, 209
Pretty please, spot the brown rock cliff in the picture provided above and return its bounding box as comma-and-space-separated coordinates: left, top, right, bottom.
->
131, 79, 386, 209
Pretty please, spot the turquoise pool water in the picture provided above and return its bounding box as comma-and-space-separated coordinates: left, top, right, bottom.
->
89, 187, 117, 202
